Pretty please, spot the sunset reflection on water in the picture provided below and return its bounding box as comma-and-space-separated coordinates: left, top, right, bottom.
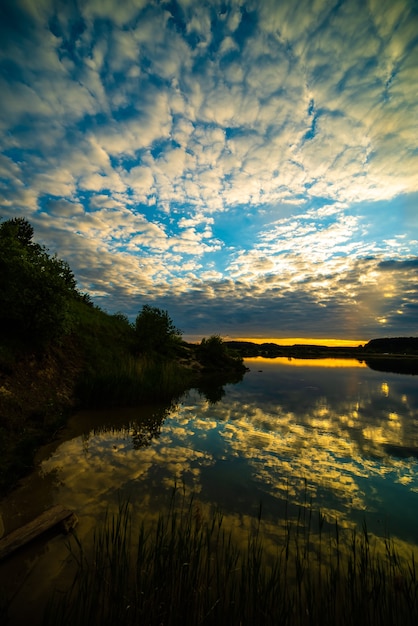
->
246, 356, 367, 367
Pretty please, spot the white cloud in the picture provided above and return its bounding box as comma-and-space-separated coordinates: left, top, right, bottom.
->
219, 35, 239, 56
82, 0, 149, 26
186, 5, 212, 47
1, 0, 417, 337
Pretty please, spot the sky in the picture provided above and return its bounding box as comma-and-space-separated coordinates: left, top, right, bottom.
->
1, 0, 417, 342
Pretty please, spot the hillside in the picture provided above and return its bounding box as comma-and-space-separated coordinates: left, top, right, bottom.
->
0, 218, 245, 495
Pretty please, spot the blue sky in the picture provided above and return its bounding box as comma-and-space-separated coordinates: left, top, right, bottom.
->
1, 0, 417, 341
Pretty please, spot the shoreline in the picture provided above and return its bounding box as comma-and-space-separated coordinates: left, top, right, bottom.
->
225, 339, 418, 359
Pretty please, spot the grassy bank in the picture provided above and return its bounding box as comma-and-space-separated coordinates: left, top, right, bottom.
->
43, 492, 418, 626
0, 296, 245, 496
76, 354, 194, 407
68, 299, 198, 408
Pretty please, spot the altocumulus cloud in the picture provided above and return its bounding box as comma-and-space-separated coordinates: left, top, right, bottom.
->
1, 0, 417, 339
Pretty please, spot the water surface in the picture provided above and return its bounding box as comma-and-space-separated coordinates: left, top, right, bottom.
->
1, 357, 418, 621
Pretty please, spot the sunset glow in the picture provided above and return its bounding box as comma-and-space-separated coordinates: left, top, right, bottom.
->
234, 337, 366, 347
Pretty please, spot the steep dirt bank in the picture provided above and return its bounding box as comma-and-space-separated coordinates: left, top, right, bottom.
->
0, 338, 84, 496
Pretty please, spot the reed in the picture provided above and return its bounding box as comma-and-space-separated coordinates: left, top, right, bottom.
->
76, 355, 193, 407
44, 491, 418, 626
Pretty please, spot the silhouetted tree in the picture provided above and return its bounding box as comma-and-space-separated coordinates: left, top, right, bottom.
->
196, 335, 246, 373
197, 335, 230, 365
0, 217, 77, 346
134, 305, 182, 355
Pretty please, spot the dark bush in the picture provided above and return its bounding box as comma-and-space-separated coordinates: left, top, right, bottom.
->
0, 217, 77, 347
134, 305, 182, 355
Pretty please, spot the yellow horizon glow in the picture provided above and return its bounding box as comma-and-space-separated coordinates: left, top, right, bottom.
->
232, 337, 366, 347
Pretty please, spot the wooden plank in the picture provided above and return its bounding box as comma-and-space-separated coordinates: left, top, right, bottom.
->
0, 504, 78, 561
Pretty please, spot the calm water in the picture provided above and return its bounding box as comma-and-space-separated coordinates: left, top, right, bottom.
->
1, 357, 418, 621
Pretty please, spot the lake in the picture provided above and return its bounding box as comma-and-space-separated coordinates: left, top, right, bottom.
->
1, 356, 418, 622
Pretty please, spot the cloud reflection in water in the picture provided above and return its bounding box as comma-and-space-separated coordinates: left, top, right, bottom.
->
40, 359, 418, 547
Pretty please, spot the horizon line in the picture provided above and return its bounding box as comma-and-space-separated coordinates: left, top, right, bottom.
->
184, 336, 367, 347
230, 337, 366, 347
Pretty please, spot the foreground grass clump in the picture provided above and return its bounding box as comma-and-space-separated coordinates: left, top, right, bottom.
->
45, 494, 418, 626
76, 354, 194, 407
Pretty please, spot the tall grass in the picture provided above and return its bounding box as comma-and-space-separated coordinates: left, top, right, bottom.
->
69, 299, 198, 407
44, 490, 418, 626
76, 355, 193, 407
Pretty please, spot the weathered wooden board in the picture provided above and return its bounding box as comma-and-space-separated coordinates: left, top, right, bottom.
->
0, 504, 78, 561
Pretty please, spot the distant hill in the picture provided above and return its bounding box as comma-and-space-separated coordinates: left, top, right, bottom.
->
363, 337, 418, 354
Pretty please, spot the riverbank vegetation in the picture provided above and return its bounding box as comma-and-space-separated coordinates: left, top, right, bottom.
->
0, 218, 245, 495
44, 491, 418, 626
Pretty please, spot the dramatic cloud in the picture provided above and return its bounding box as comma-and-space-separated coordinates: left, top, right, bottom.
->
1, 0, 417, 339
